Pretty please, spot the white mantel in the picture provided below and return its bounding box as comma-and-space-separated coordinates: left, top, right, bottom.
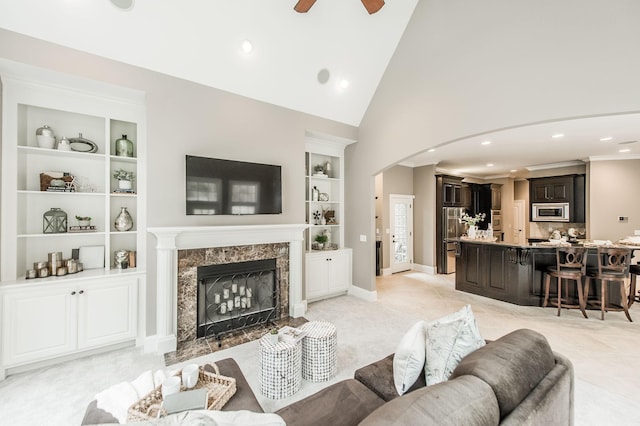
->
147, 224, 308, 354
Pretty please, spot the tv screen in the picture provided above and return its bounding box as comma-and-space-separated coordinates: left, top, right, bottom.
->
186, 155, 282, 215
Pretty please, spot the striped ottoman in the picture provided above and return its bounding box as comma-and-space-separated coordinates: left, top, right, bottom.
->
300, 321, 337, 382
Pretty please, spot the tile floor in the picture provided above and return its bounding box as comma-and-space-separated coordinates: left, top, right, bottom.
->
0, 271, 638, 425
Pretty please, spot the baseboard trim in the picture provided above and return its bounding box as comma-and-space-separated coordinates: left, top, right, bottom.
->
381, 268, 392, 276
144, 334, 177, 354
348, 284, 377, 302
412, 263, 436, 274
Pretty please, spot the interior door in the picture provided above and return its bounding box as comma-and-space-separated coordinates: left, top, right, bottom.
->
513, 200, 526, 245
390, 194, 414, 273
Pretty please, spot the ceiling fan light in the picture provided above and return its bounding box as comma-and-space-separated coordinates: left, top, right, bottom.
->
294, 0, 317, 13
361, 0, 385, 14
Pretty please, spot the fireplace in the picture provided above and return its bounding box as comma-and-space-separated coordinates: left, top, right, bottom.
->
147, 224, 308, 354
197, 258, 279, 340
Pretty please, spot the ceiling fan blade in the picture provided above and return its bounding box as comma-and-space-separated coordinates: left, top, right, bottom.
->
294, 0, 317, 13
361, 0, 385, 14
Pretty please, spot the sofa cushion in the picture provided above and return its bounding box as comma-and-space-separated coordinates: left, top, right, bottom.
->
359, 375, 500, 426
355, 354, 426, 402
275, 379, 385, 426
450, 328, 556, 419
424, 304, 485, 385
392, 320, 426, 395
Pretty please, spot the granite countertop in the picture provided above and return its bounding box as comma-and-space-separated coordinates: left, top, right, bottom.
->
454, 237, 640, 250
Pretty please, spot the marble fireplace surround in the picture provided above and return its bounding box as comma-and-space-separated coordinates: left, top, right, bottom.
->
148, 224, 308, 354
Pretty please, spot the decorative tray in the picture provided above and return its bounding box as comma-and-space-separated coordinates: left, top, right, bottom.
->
127, 363, 236, 421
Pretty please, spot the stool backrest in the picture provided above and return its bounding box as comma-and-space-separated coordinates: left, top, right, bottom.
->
595, 247, 631, 275
556, 247, 588, 274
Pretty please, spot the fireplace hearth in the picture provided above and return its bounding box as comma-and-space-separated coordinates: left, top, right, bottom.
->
197, 258, 279, 342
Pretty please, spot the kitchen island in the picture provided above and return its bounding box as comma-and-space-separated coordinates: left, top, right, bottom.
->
454, 239, 636, 306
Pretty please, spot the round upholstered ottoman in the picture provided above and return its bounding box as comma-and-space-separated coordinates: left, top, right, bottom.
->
258, 335, 302, 399
300, 321, 337, 382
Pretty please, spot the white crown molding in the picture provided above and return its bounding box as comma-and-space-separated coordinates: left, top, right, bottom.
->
588, 154, 640, 162
525, 160, 586, 172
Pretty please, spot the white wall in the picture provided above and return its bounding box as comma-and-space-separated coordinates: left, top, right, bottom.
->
0, 29, 357, 334
589, 159, 640, 241
347, 0, 640, 291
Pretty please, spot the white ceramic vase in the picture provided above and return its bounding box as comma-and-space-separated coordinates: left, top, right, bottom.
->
118, 180, 132, 190
467, 225, 478, 239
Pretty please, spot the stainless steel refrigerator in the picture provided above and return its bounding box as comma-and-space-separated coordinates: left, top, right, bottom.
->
441, 207, 465, 274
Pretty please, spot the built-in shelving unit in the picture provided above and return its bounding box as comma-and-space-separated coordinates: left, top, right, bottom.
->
304, 135, 353, 302
0, 59, 147, 378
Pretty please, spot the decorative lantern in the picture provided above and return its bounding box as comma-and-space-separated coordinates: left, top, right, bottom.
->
43, 207, 68, 233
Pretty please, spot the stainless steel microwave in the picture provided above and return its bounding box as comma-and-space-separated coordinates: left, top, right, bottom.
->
532, 202, 570, 222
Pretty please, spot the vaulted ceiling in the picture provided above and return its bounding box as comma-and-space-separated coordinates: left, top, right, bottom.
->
0, 0, 419, 127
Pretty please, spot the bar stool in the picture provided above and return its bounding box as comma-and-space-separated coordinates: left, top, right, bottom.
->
543, 247, 588, 318
584, 247, 632, 322
629, 264, 640, 307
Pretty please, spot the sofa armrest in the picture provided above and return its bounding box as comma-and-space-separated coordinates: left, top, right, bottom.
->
354, 354, 426, 402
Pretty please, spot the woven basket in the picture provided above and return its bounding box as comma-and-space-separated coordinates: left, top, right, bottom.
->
127, 363, 236, 421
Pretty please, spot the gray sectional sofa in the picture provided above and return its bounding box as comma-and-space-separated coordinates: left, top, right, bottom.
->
83, 328, 574, 425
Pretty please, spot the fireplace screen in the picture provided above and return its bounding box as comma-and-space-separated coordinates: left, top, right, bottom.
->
197, 258, 279, 340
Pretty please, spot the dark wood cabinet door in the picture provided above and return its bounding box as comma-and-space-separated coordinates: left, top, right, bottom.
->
490, 184, 502, 210
530, 177, 572, 202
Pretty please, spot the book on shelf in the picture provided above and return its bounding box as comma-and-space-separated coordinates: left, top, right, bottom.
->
278, 326, 307, 344
69, 226, 97, 233
113, 189, 136, 194
46, 186, 75, 192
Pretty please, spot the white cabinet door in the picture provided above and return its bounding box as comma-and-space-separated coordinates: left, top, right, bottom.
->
305, 253, 330, 300
2, 285, 77, 366
328, 249, 352, 294
78, 278, 138, 349
306, 249, 352, 301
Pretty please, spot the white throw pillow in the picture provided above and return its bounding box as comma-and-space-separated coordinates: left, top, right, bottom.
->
424, 305, 485, 386
393, 320, 426, 395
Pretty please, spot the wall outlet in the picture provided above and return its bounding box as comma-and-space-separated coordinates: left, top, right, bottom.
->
619, 216, 628, 222
359, 234, 367, 242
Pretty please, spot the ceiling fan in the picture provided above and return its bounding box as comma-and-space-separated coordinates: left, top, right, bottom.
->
294, 0, 385, 15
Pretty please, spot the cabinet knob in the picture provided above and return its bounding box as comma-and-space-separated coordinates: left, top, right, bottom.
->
79, 290, 84, 295
71, 291, 76, 296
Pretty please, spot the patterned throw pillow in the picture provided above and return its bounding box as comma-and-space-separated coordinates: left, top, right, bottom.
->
424, 305, 485, 385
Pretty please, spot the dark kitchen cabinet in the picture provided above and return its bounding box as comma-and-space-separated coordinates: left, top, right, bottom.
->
437, 175, 468, 207
529, 174, 585, 222
530, 176, 573, 203
490, 184, 502, 210
461, 184, 472, 208
455, 241, 538, 306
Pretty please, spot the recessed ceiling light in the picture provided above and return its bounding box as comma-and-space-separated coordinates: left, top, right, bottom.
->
600, 137, 613, 141
510, 169, 517, 173
619, 148, 631, 153
427, 148, 436, 153
486, 163, 494, 167
552, 133, 564, 139
317, 69, 330, 85
110, 0, 134, 10
241, 40, 253, 54
339, 79, 349, 89
481, 141, 491, 145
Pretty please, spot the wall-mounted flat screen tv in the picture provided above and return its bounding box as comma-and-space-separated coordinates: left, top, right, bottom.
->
186, 155, 282, 215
